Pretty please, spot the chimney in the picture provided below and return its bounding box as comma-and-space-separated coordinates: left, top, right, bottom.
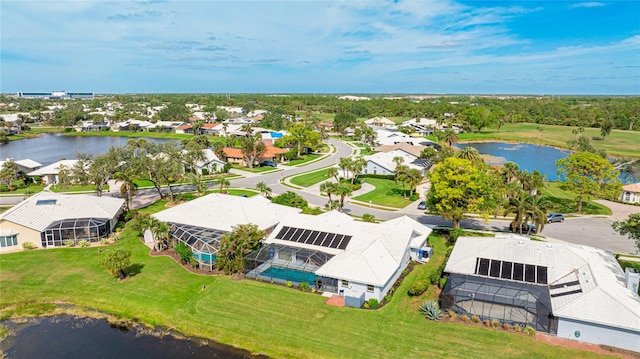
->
625, 267, 640, 295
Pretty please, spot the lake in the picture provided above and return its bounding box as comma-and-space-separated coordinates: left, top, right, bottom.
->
0, 134, 172, 165
455, 142, 571, 181
1, 315, 264, 359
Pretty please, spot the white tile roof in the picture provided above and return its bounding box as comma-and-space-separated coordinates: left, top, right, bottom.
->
0, 158, 42, 170
152, 193, 301, 232
365, 149, 423, 173
0, 192, 124, 232
27, 160, 78, 176
266, 211, 425, 286
445, 235, 640, 332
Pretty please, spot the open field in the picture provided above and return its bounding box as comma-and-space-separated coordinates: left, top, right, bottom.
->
354, 178, 413, 208
0, 226, 606, 359
456, 123, 639, 158
290, 169, 332, 187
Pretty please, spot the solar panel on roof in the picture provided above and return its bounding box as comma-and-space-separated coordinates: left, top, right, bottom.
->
337, 235, 351, 249
501, 261, 513, 279
325, 233, 338, 247
299, 229, 312, 243
550, 288, 582, 298
317, 232, 330, 246
513, 263, 524, 281
477, 258, 490, 276
524, 264, 536, 283
489, 260, 501, 278
290, 228, 304, 242
276, 226, 290, 239
536, 266, 548, 284
550, 280, 579, 290
310, 232, 323, 246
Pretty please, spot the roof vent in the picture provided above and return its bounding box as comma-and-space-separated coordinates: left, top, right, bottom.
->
518, 240, 525, 245
546, 244, 553, 249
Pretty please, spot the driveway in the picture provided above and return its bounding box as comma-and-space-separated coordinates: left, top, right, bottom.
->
593, 199, 640, 221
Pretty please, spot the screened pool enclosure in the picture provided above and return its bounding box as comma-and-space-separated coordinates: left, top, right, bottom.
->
41, 217, 111, 247
441, 273, 556, 334
169, 222, 227, 271
244, 244, 338, 291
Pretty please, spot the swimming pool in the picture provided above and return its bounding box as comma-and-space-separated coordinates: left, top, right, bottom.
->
194, 252, 216, 264
260, 266, 316, 284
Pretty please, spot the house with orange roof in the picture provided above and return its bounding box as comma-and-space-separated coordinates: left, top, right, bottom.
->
175, 124, 193, 134
223, 144, 288, 167
620, 182, 640, 204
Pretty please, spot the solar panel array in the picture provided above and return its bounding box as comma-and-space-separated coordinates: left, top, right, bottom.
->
275, 226, 352, 250
475, 257, 548, 285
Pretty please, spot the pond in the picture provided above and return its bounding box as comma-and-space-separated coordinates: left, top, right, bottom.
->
1, 315, 264, 359
455, 142, 571, 181
0, 134, 173, 166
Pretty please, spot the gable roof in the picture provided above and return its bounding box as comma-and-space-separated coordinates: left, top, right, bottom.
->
0, 192, 124, 232
223, 145, 288, 159
445, 235, 640, 332
374, 143, 425, 157
27, 160, 79, 176
365, 149, 421, 173
0, 158, 42, 170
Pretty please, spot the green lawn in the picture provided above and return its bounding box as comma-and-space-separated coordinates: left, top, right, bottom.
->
354, 178, 413, 208
0, 184, 44, 194
286, 154, 323, 166
540, 182, 612, 215
290, 169, 332, 187
0, 225, 602, 359
231, 164, 279, 173
64, 130, 193, 141
458, 123, 639, 158
50, 184, 109, 193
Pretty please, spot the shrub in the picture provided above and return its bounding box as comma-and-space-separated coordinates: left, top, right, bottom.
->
409, 194, 417, 201
408, 280, 429, 296
110, 233, 121, 242
447, 309, 457, 321
22, 242, 36, 250
471, 315, 480, 323
514, 325, 522, 333
368, 299, 379, 309
459, 314, 469, 323
201, 168, 209, 176
491, 319, 501, 328
63, 239, 76, 247
448, 227, 465, 242
189, 257, 199, 269
401, 269, 409, 276
503, 323, 511, 331
100, 238, 109, 245
363, 302, 370, 309
299, 282, 310, 292
483, 319, 491, 327
438, 277, 448, 289
524, 326, 536, 336
78, 239, 90, 248
384, 295, 392, 303
175, 242, 193, 264
311, 288, 316, 293
419, 300, 442, 321
428, 271, 440, 285
286, 281, 293, 288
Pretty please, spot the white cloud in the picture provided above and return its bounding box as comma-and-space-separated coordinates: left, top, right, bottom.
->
568, 2, 606, 9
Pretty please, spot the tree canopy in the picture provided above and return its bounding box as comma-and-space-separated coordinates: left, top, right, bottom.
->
612, 213, 640, 252
216, 224, 265, 275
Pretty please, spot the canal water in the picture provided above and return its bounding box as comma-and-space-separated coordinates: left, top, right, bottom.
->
1, 315, 264, 359
0, 134, 172, 166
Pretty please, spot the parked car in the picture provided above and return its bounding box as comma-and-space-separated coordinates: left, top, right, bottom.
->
546, 213, 565, 223
261, 160, 277, 167
417, 201, 427, 210
514, 222, 536, 233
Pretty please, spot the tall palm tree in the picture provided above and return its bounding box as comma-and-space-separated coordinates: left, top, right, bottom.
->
216, 177, 230, 193
255, 181, 272, 198
326, 167, 339, 182
392, 156, 404, 184
114, 170, 138, 211
338, 157, 352, 179
335, 182, 353, 212
456, 147, 481, 163
525, 196, 549, 235
320, 181, 337, 210
395, 164, 409, 196
501, 162, 519, 184
406, 168, 423, 197
503, 192, 529, 234
441, 129, 459, 148
188, 172, 206, 196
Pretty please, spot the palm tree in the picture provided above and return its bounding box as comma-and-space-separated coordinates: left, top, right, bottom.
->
392, 156, 404, 184
395, 164, 409, 196
216, 177, 230, 193
406, 168, 423, 197
114, 170, 138, 211
255, 181, 272, 198
441, 129, 459, 148
525, 196, 549, 235
536, 126, 544, 141
188, 172, 207, 196
0, 160, 18, 191
326, 167, 339, 182
501, 162, 519, 184
350, 156, 366, 184
320, 181, 337, 210
338, 157, 352, 179
335, 182, 353, 212
503, 192, 529, 234
456, 147, 481, 163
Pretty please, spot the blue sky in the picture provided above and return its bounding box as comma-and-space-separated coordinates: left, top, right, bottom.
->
1, 1, 639, 94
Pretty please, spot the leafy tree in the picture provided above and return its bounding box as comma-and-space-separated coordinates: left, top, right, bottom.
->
157, 103, 190, 122
175, 242, 193, 264
216, 224, 265, 274
126, 139, 184, 201
240, 137, 267, 169
556, 152, 622, 213
612, 213, 640, 252
271, 191, 308, 209
333, 112, 356, 136
188, 172, 207, 195
281, 123, 322, 158
460, 106, 495, 132
101, 249, 132, 280
255, 181, 272, 198
600, 119, 614, 140
426, 157, 496, 228
0, 160, 18, 191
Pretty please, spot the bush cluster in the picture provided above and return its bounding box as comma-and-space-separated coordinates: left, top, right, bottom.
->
408, 280, 430, 296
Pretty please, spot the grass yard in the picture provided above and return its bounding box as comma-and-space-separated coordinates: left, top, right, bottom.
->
458, 123, 640, 158
286, 154, 323, 166
290, 169, 332, 187
0, 184, 44, 194
231, 164, 279, 173
354, 178, 413, 208
0, 223, 602, 359
540, 182, 612, 215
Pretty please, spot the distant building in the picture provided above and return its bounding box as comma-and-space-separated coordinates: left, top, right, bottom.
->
620, 182, 640, 204
17, 91, 94, 100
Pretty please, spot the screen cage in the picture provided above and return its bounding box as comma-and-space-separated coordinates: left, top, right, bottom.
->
244, 243, 335, 289
169, 222, 227, 271
441, 273, 557, 334
41, 217, 110, 247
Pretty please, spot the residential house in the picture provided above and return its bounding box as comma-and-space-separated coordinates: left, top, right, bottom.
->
27, 160, 79, 185
363, 149, 430, 176
620, 182, 640, 204
188, 149, 226, 175
364, 117, 396, 128
375, 129, 423, 146
0, 158, 42, 175
175, 124, 194, 134
223, 145, 288, 167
